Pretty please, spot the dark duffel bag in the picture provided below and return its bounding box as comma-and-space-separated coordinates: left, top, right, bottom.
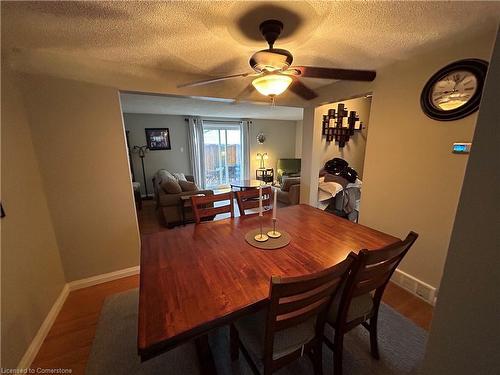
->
339, 167, 358, 183
324, 158, 348, 175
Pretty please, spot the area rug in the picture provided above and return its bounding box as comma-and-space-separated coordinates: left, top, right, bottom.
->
86, 289, 427, 375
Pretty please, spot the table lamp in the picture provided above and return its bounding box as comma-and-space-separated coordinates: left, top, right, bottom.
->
256, 152, 268, 169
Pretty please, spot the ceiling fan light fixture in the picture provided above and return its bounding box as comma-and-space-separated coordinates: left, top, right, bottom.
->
252, 74, 293, 97
177, 19, 376, 101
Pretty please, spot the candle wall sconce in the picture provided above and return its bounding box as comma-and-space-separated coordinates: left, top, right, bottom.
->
322, 103, 362, 147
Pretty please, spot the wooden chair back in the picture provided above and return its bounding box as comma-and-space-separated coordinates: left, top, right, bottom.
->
191, 192, 234, 224
339, 231, 419, 323
235, 186, 272, 216
264, 256, 354, 370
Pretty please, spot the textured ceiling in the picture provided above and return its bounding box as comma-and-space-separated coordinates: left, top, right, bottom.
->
120, 92, 303, 120
3, 1, 500, 94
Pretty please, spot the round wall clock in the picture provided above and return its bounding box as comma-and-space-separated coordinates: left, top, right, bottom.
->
420, 59, 488, 121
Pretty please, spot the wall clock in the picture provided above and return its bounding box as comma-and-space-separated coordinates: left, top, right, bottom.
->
420, 59, 488, 121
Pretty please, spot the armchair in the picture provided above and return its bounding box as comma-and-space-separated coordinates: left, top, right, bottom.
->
275, 159, 301, 206
276, 158, 301, 184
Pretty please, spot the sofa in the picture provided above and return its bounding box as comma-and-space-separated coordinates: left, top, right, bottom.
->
274, 158, 301, 206
152, 170, 213, 228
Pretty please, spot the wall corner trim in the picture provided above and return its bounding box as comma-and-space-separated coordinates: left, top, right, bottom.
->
17, 284, 70, 370
17, 266, 140, 369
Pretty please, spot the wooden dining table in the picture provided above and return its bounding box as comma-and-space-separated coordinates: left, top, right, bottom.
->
138, 204, 399, 366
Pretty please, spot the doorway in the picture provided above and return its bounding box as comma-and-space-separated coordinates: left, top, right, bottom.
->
316, 94, 373, 222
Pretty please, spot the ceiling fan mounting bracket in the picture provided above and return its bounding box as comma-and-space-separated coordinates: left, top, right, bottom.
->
259, 19, 284, 49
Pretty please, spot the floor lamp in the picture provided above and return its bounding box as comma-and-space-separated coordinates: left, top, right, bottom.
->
133, 145, 149, 198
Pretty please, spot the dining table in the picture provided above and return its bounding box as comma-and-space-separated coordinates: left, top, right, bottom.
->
138, 204, 399, 371
230, 179, 267, 190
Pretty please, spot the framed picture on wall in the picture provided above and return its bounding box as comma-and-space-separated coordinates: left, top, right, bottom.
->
145, 128, 171, 150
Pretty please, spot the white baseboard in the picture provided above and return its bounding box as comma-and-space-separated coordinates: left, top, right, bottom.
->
17, 284, 70, 369
67, 265, 140, 291
391, 268, 437, 306
17, 266, 140, 369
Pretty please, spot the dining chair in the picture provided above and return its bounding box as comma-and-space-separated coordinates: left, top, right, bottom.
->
190, 191, 234, 224
230, 256, 355, 375
235, 186, 272, 216
324, 231, 419, 375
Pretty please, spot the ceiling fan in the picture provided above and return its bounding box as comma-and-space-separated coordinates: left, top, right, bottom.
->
178, 20, 376, 102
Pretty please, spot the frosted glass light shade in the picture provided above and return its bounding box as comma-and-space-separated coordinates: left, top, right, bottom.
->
252, 74, 293, 96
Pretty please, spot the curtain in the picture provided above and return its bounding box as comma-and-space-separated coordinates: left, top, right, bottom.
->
241, 120, 251, 180
187, 117, 205, 188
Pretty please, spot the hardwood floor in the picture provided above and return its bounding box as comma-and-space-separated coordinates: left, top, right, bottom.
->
31, 275, 140, 374
383, 282, 434, 331
30, 201, 433, 373
136, 199, 167, 235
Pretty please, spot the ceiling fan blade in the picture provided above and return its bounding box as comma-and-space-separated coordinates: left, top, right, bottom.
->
289, 66, 376, 81
177, 73, 255, 88
233, 83, 256, 103
289, 78, 318, 100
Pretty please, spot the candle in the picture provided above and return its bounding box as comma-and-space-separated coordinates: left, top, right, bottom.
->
272, 187, 277, 219
259, 185, 263, 216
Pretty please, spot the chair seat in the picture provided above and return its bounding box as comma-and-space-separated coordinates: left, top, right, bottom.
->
328, 293, 373, 324
235, 308, 316, 360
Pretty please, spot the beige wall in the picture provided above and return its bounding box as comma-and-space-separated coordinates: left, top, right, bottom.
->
317, 97, 371, 178
422, 30, 500, 374
301, 27, 496, 289
1, 69, 66, 368
123, 113, 191, 196
19, 74, 140, 282
124, 114, 297, 190
360, 32, 495, 289
299, 107, 317, 207
295, 120, 303, 158
249, 119, 297, 177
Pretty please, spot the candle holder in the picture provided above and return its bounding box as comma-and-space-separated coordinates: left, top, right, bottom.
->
254, 217, 269, 242
267, 218, 282, 238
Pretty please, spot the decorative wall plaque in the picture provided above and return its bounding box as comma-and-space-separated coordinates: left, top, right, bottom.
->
322, 103, 362, 147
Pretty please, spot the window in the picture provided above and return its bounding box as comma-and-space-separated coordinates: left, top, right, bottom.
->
202, 122, 244, 189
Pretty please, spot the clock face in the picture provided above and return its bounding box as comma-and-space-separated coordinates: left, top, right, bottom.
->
431, 70, 478, 111
420, 59, 488, 121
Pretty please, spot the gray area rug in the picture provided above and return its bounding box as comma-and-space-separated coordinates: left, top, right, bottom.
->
86, 289, 427, 375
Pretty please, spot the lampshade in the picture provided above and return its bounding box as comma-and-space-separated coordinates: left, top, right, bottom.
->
252, 74, 293, 96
